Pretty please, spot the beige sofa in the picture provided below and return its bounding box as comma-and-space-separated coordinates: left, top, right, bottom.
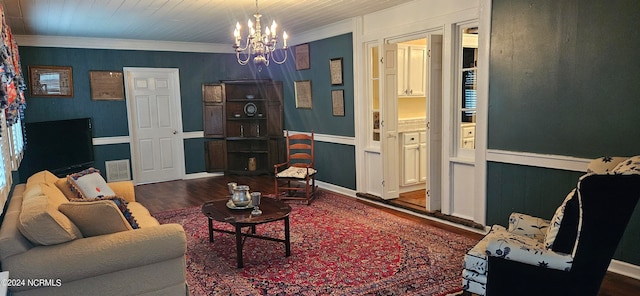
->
0, 170, 188, 296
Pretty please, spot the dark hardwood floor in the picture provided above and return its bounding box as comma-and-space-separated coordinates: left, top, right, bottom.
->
134, 174, 640, 296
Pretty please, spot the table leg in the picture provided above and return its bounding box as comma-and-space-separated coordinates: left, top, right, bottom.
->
208, 218, 214, 242
235, 224, 243, 268
284, 216, 291, 257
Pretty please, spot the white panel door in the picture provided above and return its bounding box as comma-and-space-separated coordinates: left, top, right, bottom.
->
427, 34, 443, 211
124, 68, 184, 184
381, 43, 399, 200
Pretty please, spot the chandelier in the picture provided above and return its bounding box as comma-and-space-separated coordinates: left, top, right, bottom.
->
233, 0, 288, 69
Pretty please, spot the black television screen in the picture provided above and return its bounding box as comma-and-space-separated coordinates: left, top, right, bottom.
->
21, 118, 95, 178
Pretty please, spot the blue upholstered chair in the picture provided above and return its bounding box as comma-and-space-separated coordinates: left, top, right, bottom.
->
462, 156, 640, 296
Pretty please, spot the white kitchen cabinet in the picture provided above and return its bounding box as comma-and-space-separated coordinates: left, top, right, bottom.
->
397, 44, 426, 97
461, 123, 476, 149
401, 132, 428, 186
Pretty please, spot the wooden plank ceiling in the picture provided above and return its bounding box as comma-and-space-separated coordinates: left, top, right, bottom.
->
0, 0, 415, 44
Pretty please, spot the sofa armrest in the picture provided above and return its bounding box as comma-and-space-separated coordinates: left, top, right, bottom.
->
508, 212, 550, 242
486, 231, 572, 272
3, 224, 186, 285
108, 181, 136, 202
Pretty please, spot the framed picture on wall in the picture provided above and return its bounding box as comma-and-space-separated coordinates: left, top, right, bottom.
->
89, 71, 125, 101
28, 66, 74, 97
329, 58, 343, 85
294, 80, 312, 109
331, 89, 345, 116
295, 43, 310, 70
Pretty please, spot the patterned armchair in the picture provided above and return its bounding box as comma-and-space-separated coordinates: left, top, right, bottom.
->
462, 156, 640, 296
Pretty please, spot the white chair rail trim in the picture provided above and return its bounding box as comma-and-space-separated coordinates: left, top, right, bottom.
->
487, 149, 591, 172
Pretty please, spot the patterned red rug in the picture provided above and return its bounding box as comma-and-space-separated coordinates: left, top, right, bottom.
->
153, 191, 476, 296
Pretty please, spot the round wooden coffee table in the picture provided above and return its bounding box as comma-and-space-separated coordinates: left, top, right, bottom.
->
201, 197, 292, 268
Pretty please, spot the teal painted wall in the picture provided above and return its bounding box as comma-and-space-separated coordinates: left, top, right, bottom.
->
489, 0, 640, 156
488, 0, 640, 265
274, 33, 356, 189
17, 33, 355, 190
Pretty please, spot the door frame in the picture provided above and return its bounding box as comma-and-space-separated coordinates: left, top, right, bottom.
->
123, 67, 185, 184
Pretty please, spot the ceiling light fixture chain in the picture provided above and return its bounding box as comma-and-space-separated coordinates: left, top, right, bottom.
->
233, 0, 288, 70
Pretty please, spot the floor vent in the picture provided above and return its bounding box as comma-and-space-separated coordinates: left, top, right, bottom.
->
105, 159, 131, 182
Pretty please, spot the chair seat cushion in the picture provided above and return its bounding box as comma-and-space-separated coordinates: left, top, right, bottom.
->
276, 166, 317, 179
486, 229, 573, 271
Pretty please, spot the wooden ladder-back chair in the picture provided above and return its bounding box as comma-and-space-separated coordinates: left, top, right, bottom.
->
274, 131, 317, 204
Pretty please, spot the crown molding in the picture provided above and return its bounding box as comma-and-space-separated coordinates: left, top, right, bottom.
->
14, 35, 231, 53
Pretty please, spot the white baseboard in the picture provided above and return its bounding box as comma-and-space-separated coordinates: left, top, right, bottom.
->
609, 259, 640, 280
183, 172, 223, 180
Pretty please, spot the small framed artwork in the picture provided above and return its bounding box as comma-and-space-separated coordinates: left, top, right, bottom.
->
294, 80, 312, 109
28, 66, 73, 97
331, 89, 345, 116
329, 57, 343, 85
294, 43, 310, 70
89, 71, 125, 101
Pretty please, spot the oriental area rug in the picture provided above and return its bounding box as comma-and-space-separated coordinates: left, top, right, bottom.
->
153, 191, 477, 296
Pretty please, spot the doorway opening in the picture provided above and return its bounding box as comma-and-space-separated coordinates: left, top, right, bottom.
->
380, 32, 442, 212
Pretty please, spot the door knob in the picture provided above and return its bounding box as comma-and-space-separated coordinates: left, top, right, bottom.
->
172, 131, 177, 134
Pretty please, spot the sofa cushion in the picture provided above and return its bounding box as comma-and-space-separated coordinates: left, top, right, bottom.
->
26, 170, 59, 187
18, 184, 83, 245
67, 168, 116, 199
24, 170, 61, 200
544, 188, 580, 254
59, 199, 135, 236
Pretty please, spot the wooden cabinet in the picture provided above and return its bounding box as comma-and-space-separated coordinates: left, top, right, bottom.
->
203, 84, 224, 138
397, 44, 426, 97
203, 80, 283, 175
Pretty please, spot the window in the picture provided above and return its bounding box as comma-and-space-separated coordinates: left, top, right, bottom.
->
367, 42, 381, 146
456, 25, 478, 157
9, 117, 24, 170
0, 111, 12, 207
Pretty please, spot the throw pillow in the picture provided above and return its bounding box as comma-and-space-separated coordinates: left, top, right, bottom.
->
544, 188, 580, 254
67, 168, 116, 199
55, 178, 77, 200
612, 155, 640, 175
58, 197, 138, 237
59, 197, 139, 237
